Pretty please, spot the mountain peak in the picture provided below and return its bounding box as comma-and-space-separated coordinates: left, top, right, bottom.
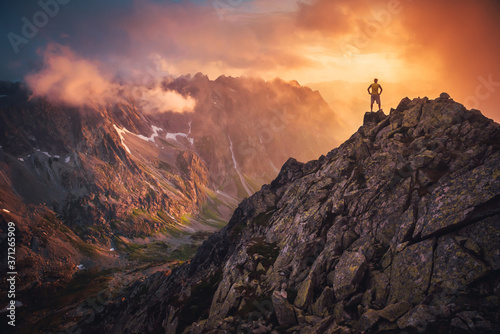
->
80, 95, 500, 334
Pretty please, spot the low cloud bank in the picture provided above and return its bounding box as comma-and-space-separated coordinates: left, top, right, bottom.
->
26, 43, 196, 113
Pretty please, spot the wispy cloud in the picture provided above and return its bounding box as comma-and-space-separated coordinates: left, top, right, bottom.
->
2, 0, 499, 120
26, 43, 196, 113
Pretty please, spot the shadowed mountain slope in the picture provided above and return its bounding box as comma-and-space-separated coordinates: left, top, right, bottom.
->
81, 93, 500, 334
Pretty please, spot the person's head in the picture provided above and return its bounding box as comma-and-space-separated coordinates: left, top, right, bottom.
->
374, 78, 378, 83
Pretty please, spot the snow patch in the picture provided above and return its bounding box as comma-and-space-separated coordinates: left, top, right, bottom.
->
77, 264, 85, 270
110, 248, 115, 252
65, 156, 71, 163
2, 209, 10, 213
18, 158, 24, 162
165, 122, 194, 145
113, 125, 131, 154
29, 150, 61, 159
137, 125, 163, 143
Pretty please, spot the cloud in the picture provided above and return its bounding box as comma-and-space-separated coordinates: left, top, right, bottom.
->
131, 85, 196, 114
25, 43, 116, 106
25, 43, 196, 113
7, 0, 500, 122
113, 1, 314, 78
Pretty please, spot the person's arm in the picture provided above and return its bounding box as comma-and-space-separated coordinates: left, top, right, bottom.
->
367, 85, 371, 94
379, 85, 383, 94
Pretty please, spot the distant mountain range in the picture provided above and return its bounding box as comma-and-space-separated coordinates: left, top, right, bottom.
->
0, 74, 340, 305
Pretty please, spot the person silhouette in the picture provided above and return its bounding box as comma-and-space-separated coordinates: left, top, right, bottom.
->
367, 78, 383, 112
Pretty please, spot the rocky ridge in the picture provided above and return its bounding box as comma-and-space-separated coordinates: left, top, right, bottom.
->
81, 94, 500, 334
0, 75, 340, 316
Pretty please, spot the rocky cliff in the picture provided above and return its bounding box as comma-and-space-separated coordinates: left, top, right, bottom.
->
81, 94, 500, 334
0, 75, 340, 320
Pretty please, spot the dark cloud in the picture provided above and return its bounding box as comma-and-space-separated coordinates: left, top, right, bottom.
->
0, 0, 135, 79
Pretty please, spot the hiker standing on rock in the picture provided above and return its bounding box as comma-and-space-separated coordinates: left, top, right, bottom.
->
367, 78, 383, 112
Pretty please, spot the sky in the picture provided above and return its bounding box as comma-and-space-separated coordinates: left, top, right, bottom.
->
1, 0, 499, 132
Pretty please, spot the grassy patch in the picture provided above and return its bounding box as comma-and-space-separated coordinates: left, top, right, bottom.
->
180, 214, 192, 225
159, 224, 185, 238
156, 211, 189, 238
197, 200, 228, 228
74, 241, 98, 258
167, 243, 199, 262
157, 211, 176, 224
243, 175, 261, 194
114, 237, 171, 262
190, 231, 214, 242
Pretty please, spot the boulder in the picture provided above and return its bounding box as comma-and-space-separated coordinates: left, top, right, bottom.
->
388, 239, 434, 304
294, 274, 315, 308
377, 301, 411, 322
430, 235, 490, 292
397, 305, 435, 332
311, 287, 334, 317
357, 308, 380, 331
272, 290, 297, 327
363, 110, 387, 125
333, 252, 368, 300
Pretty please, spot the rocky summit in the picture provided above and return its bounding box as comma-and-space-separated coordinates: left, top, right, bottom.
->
79, 94, 499, 333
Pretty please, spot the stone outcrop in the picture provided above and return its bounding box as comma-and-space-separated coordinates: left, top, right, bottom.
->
333, 251, 368, 300
81, 94, 500, 334
0, 75, 340, 299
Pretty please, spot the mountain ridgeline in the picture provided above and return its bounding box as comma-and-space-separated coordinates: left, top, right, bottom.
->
81, 94, 500, 333
0, 75, 339, 296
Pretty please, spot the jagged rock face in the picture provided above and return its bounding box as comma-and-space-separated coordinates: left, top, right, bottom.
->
81, 95, 500, 334
0, 75, 339, 295
0, 88, 209, 292
163, 73, 341, 197
0, 92, 207, 237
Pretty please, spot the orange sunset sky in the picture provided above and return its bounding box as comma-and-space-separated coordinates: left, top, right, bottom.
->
1, 0, 499, 138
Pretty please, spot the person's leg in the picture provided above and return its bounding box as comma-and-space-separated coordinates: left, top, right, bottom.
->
370, 95, 374, 111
